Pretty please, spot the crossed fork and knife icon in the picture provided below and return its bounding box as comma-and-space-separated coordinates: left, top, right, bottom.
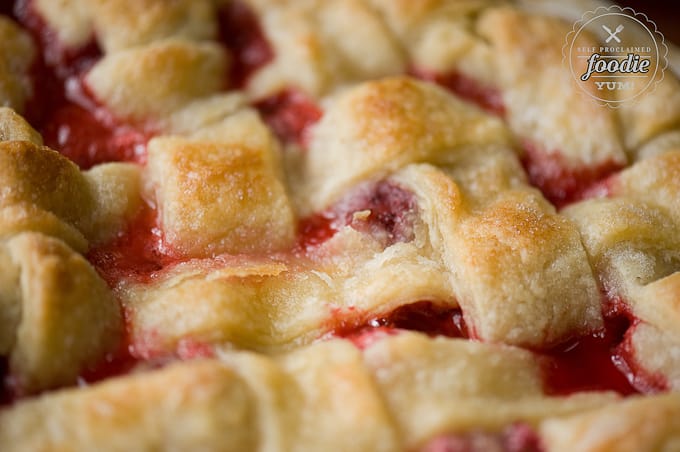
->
603, 24, 624, 43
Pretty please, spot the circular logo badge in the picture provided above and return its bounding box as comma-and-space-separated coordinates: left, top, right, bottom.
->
564, 6, 668, 107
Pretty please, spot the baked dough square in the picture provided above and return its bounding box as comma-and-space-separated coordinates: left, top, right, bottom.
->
147, 135, 295, 257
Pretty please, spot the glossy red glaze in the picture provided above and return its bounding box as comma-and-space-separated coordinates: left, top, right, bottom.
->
521, 142, 623, 208
218, 0, 273, 87
421, 423, 544, 452
254, 89, 323, 147
331, 301, 469, 349
411, 68, 506, 117
87, 202, 179, 286
297, 181, 417, 249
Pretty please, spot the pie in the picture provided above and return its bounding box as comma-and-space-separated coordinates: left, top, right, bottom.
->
1, 0, 680, 450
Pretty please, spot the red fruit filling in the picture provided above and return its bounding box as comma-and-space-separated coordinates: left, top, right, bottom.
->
328, 295, 666, 398
538, 314, 638, 396
77, 343, 138, 387
521, 142, 622, 208
330, 301, 468, 349
128, 328, 217, 362
90, 181, 418, 286
87, 202, 179, 286
79, 321, 215, 385
254, 89, 323, 147
40, 82, 152, 169
218, 0, 273, 87
297, 212, 337, 249
14, 0, 153, 169
411, 68, 506, 117
78, 341, 212, 386
298, 181, 418, 249
540, 296, 667, 396
421, 423, 544, 452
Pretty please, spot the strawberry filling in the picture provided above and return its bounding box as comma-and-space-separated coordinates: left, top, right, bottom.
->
254, 89, 323, 147
521, 142, 622, 208
297, 213, 337, 249
412, 68, 623, 209
218, 0, 273, 87
411, 68, 506, 117
87, 202, 178, 286
40, 83, 152, 169
77, 312, 216, 385
330, 301, 469, 349
298, 181, 418, 249
90, 181, 418, 286
329, 295, 664, 398
539, 295, 667, 396
77, 340, 138, 387
14, 0, 153, 169
538, 313, 637, 396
